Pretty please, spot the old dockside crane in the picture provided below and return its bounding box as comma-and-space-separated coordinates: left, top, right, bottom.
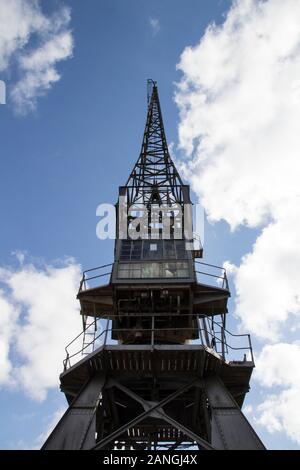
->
42, 80, 265, 450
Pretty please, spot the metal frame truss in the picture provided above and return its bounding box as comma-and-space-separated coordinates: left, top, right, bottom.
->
125, 80, 184, 207
42, 373, 265, 450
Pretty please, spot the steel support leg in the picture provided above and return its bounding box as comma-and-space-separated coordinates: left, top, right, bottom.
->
204, 375, 265, 450
93, 378, 214, 450
42, 375, 105, 450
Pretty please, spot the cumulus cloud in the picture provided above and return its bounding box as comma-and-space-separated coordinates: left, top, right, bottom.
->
0, 291, 19, 384
175, 0, 300, 445
35, 406, 67, 448
0, 0, 46, 71
0, 0, 73, 113
176, 0, 300, 225
255, 343, 300, 444
0, 257, 82, 401
9, 406, 67, 449
225, 204, 300, 341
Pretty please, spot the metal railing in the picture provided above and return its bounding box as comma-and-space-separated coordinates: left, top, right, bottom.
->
78, 260, 228, 292
192, 232, 203, 256
78, 263, 113, 292
63, 315, 253, 371
195, 261, 229, 290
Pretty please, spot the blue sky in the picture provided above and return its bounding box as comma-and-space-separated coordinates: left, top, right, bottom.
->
1, 0, 232, 268
1, 0, 300, 450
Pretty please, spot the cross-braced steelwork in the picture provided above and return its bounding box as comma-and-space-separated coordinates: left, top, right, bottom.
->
126, 80, 183, 207
42, 81, 265, 451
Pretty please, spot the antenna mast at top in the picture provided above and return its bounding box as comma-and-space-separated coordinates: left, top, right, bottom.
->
147, 78, 156, 105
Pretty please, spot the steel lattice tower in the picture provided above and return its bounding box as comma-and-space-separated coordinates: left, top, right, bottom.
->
42, 80, 265, 451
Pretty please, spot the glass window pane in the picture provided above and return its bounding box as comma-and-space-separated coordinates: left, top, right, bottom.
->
177, 269, 189, 277
148, 240, 163, 259
143, 241, 151, 259
164, 240, 176, 259
175, 240, 187, 259
131, 241, 142, 260
163, 262, 175, 277
118, 269, 130, 278
176, 261, 189, 278
143, 241, 167, 260
118, 261, 190, 279
142, 263, 159, 278
120, 240, 132, 260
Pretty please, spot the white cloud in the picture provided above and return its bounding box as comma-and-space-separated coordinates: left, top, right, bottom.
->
0, 290, 19, 384
11, 250, 26, 264
35, 406, 67, 449
175, 0, 300, 445
255, 343, 300, 444
0, 0, 46, 71
0, 257, 82, 401
243, 404, 253, 416
149, 17, 160, 36
0, 0, 73, 113
225, 205, 300, 341
9, 406, 67, 449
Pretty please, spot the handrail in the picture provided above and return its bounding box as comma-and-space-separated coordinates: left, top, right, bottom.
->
70, 312, 230, 319
194, 260, 229, 290
78, 263, 113, 292
195, 270, 224, 280
82, 263, 113, 276
212, 320, 250, 338
195, 260, 226, 272
64, 327, 253, 370
64, 318, 97, 352
192, 233, 203, 250
63, 319, 254, 371
195, 270, 228, 290
83, 272, 111, 282
78, 260, 228, 293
